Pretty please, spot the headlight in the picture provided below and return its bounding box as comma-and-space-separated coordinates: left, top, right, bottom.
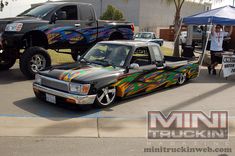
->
35, 74, 42, 85
69, 83, 90, 95
5, 23, 23, 32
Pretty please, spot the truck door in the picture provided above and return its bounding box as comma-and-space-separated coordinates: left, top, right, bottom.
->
55, 5, 79, 26
50, 5, 81, 48
123, 46, 158, 96
78, 4, 98, 44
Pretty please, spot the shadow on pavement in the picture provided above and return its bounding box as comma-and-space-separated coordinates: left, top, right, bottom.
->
162, 83, 235, 114
194, 68, 235, 83
0, 67, 28, 84
102, 85, 177, 112
13, 97, 101, 121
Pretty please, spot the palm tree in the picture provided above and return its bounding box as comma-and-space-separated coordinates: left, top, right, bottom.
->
165, 0, 185, 57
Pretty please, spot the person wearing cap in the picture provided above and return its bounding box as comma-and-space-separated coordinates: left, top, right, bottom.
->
208, 24, 233, 75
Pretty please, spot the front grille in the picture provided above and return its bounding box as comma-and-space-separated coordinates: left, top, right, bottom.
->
41, 76, 69, 92
0, 24, 7, 33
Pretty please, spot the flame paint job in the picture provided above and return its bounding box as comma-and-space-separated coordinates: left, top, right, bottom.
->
114, 63, 199, 97
59, 66, 116, 82
50, 62, 198, 97
36, 25, 133, 45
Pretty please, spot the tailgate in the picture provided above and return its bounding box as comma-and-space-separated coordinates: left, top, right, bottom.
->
165, 61, 189, 67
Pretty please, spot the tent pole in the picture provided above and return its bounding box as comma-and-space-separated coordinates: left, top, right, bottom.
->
198, 23, 212, 76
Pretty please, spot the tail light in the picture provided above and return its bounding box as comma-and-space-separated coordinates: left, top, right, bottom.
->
131, 23, 135, 32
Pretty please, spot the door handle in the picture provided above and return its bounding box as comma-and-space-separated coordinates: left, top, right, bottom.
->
75, 24, 81, 27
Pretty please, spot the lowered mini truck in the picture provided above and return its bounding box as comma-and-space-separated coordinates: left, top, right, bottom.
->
33, 41, 199, 108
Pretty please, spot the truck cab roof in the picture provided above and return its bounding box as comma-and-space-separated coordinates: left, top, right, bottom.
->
99, 40, 160, 47
37, 1, 93, 6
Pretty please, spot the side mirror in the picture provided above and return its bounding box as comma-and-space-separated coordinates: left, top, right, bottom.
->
156, 61, 166, 69
57, 11, 67, 20
130, 63, 140, 70
50, 13, 57, 24
77, 55, 81, 61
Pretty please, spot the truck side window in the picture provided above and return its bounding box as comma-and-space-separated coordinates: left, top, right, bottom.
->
152, 34, 156, 39
131, 47, 151, 66
152, 46, 164, 62
57, 5, 78, 20
80, 5, 94, 21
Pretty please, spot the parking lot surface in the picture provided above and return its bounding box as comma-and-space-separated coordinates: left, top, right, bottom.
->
0, 64, 235, 155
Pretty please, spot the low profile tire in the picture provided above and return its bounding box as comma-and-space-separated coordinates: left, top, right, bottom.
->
94, 86, 116, 108
71, 47, 88, 61
0, 49, 17, 71
177, 73, 187, 85
20, 47, 51, 79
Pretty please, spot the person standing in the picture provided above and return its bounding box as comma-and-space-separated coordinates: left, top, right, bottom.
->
208, 25, 233, 75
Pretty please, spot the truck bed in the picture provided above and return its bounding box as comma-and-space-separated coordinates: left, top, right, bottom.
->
164, 56, 198, 67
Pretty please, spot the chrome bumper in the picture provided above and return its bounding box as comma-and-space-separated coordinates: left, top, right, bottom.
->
33, 83, 96, 105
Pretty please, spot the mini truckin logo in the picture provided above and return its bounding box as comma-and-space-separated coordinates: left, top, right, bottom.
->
148, 111, 228, 139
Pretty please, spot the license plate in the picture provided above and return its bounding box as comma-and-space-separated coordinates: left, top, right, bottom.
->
46, 93, 56, 104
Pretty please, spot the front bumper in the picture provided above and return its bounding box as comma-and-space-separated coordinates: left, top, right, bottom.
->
1, 32, 24, 49
33, 83, 96, 105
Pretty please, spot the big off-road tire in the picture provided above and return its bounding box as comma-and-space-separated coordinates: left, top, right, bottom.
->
71, 47, 89, 61
0, 49, 17, 70
20, 47, 51, 79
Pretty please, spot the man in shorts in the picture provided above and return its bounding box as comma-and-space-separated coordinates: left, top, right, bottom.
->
208, 24, 233, 75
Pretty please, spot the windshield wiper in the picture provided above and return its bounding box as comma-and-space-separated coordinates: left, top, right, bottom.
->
92, 59, 116, 68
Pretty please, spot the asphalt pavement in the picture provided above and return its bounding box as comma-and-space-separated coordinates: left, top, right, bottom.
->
0, 64, 235, 155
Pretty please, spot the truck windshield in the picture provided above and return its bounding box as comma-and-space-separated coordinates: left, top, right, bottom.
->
83, 43, 132, 67
18, 4, 55, 18
135, 33, 152, 39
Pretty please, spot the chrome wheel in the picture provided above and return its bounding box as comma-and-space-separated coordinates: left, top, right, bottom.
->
30, 54, 46, 73
177, 73, 186, 85
97, 87, 116, 106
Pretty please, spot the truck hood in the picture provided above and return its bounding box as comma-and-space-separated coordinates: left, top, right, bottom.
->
0, 16, 48, 23
0, 16, 48, 32
40, 63, 125, 84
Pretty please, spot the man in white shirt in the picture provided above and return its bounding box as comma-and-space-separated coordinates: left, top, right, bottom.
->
208, 24, 233, 75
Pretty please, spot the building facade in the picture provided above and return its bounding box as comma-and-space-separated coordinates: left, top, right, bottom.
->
74, 0, 211, 34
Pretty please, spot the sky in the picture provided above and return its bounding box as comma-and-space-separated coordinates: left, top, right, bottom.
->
0, 0, 233, 18
0, 0, 48, 18
212, 0, 233, 8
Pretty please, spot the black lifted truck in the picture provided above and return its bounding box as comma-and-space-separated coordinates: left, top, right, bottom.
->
0, 1, 134, 78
